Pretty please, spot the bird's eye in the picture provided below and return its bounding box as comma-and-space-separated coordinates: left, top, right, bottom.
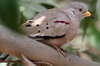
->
79, 8, 82, 12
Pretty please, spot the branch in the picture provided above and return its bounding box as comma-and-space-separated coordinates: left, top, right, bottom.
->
0, 25, 100, 66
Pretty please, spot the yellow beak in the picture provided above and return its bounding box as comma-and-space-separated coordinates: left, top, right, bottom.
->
84, 11, 91, 16
84, 11, 94, 19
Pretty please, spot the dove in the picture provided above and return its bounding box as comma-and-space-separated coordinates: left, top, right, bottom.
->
21, 2, 93, 57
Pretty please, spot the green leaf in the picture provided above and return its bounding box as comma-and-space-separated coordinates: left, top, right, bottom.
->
40, 3, 55, 9
20, 0, 47, 12
19, 0, 56, 19
11, 63, 23, 66
0, 0, 21, 33
19, 13, 27, 25
83, 51, 100, 62
96, 0, 100, 18
27, 0, 56, 5
87, 27, 100, 50
20, 6, 36, 19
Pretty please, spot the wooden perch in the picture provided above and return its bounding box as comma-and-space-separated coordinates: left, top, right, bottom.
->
0, 25, 100, 66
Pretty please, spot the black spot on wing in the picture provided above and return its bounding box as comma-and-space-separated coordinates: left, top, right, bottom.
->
25, 24, 32, 27
38, 30, 41, 33
29, 20, 33, 23
36, 24, 40, 27
46, 23, 48, 25
46, 27, 49, 29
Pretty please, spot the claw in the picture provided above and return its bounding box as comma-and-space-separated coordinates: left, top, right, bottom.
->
53, 45, 66, 57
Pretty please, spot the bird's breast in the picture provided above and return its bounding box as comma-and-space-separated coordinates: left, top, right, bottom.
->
39, 22, 80, 47
65, 22, 80, 42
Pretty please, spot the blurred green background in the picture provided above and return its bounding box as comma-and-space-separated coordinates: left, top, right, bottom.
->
0, 0, 100, 66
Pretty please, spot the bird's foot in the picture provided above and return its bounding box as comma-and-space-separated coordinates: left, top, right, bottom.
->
53, 45, 66, 57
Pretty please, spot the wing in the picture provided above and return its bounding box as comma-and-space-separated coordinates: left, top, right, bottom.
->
21, 8, 71, 40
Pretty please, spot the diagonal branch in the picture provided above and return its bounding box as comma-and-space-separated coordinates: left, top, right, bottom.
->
0, 25, 100, 66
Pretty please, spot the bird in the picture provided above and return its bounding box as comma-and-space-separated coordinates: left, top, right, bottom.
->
21, 2, 93, 57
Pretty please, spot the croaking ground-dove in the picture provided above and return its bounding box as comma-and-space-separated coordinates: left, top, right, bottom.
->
22, 2, 93, 57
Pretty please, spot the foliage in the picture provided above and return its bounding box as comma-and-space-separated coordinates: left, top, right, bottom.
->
0, 0, 21, 33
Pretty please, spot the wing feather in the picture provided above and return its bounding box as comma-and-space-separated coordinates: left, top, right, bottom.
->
22, 8, 71, 40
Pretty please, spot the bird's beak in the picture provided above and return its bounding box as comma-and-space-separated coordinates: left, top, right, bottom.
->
84, 11, 94, 19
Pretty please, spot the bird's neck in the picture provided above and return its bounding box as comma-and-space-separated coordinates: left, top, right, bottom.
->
61, 6, 85, 22
66, 8, 80, 30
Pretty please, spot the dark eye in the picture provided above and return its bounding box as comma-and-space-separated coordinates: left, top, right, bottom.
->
79, 8, 82, 12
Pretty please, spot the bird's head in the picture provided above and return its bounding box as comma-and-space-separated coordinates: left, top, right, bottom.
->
68, 2, 93, 20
